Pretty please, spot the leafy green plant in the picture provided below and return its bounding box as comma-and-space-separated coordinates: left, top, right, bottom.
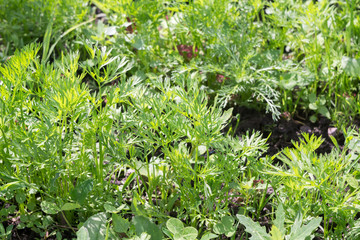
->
165, 218, 198, 240
77, 212, 108, 240
264, 131, 360, 238
0, 222, 12, 240
213, 216, 236, 238
237, 204, 322, 240
75, 212, 164, 240
0, 0, 91, 56
347, 219, 360, 240
0, 41, 268, 237
304, 93, 330, 123
2, 1, 360, 239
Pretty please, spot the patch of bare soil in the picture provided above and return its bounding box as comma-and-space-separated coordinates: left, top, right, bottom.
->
231, 107, 351, 156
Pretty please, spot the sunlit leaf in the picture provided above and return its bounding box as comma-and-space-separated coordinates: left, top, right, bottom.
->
76, 212, 107, 240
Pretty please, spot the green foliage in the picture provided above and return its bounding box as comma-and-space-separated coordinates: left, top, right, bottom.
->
0, 42, 269, 238
237, 204, 322, 240
133, 216, 163, 240
2, 0, 360, 239
342, 56, 360, 78
264, 131, 360, 238
306, 93, 330, 122
112, 213, 130, 233
0, 222, 13, 240
166, 218, 198, 240
213, 216, 236, 237
0, 0, 91, 56
77, 212, 107, 240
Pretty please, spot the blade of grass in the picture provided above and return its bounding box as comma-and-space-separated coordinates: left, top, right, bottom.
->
44, 14, 104, 63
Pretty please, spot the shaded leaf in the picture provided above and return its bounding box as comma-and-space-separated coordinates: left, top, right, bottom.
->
309, 93, 316, 104
133, 216, 163, 240
0, 223, 5, 234
112, 213, 130, 233
15, 191, 26, 204
318, 106, 330, 118
71, 179, 93, 204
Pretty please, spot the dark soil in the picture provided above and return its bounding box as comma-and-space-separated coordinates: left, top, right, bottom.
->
231, 107, 350, 156
8, 223, 74, 240
2, 213, 74, 240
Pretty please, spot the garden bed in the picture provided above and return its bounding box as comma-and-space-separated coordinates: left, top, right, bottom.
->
1, 0, 360, 239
